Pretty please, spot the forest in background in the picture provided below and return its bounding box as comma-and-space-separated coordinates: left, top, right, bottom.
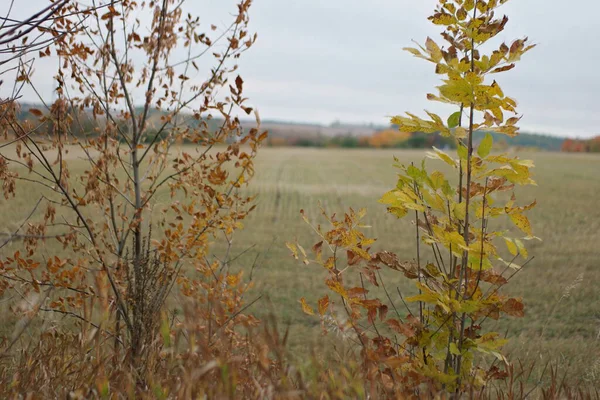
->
12, 102, 577, 151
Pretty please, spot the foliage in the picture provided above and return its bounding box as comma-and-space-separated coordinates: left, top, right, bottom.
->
0, 0, 267, 385
366, 129, 412, 148
290, 0, 542, 396
561, 136, 600, 152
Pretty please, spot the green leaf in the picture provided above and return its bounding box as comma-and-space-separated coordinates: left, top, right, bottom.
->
406, 165, 426, 182
447, 111, 461, 128
478, 133, 493, 158
457, 143, 468, 160
449, 342, 461, 356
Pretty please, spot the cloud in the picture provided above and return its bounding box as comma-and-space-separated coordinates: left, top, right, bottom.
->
2, 0, 599, 138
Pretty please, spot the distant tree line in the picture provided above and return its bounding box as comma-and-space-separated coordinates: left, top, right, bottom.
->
9, 104, 573, 151
561, 136, 600, 152
266, 128, 566, 151
266, 129, 456, 149
10, 103, 231, 144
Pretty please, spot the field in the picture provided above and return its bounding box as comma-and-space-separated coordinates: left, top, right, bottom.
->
225, 148, 600, 382
2, 146, 600, 383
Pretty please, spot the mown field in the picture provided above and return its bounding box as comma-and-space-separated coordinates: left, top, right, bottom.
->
225, 148, 600, 383
2, 146, 600, 383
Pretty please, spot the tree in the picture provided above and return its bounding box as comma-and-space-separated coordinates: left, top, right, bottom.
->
292, 0, 538, 396
1, 0, 265, 377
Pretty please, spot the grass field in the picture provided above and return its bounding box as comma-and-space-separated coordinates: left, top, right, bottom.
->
2, 146, 600, 384
225, 148, 600, 383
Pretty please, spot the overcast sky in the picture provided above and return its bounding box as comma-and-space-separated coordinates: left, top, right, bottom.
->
3, 0, 600, 138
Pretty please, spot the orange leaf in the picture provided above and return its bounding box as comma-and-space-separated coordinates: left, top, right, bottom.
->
318, 295, 329, 315
29, 108, 43, 117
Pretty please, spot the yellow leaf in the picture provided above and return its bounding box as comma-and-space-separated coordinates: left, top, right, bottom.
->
299, 297, 314, 316
438, 76, 473, 104
429, 171, 446, 190
452, 201, 467, 221
403, 202, 426, 212
427, 147, 457, 168
326, 279, 348, 299
387, 206, 408, 219
421, 190, 445, 211
504, 238, 518, 256
379, 190, 398, 205
297, 243, 308, 259
403, 47, 427, 60
429, 11, 457, 25
514, 238, 528, 258
509, 213, 532, 236
286, 242, 298, 259
425, 37, 443, 63
352, 246, 371, 261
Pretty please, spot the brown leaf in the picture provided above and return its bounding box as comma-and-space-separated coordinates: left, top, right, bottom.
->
491, 63, 515, 74
29, 108, 43, 117
378, 305, 388, 321
502, 298, 524, 317
235, 75, 244, 92
312, 241, 323, 257
347, 250, 361, 266
481, 270, 508, 286
361, 267, 379, 287
347, 287, 368, 298
386, 318, 415, 338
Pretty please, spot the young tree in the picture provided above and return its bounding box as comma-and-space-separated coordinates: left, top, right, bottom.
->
292, 0, 538, 396
1, 0, 264, 371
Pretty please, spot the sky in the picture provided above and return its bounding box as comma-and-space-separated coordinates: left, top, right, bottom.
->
3, 0, 600, 138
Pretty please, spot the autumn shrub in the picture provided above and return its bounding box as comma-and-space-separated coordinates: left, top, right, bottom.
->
0, 0, 281, 397
288, 0, 553, 397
